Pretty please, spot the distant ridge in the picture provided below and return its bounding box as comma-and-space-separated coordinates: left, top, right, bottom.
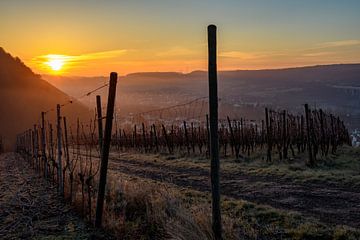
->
116, 63, 359, 78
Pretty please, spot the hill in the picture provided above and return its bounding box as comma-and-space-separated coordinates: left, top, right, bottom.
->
0, 48, 91, 150
44, 64, 360, 130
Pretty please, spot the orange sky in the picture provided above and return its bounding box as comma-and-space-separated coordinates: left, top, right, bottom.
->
1, 0, 360, 76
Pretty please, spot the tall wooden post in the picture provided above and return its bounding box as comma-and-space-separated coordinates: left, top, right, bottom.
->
95, 72, 118, 227
33, 124, 39, 172
305, 104, 314, 166
96, 95, 104, 155
183, 121, 190, 154
142, 122, 147, 152
57, 104, 64, 196
63, 116, 70, 196
41, 112, 48, 177
208, 24, 222, 240
282, 110, 288, 159
265, 108, 271, 162
153, 124, 159, 152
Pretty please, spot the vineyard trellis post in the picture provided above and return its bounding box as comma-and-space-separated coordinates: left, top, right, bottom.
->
63, 116, 70, 198
208, 24, 222, 240
265, 108, 271, 162
95, 72, 118, 228
305, 104, 314, 166
96, 95, 103, 154
41, 111, 48, 178
33, 124, 39, 172
57, 104, 64, 196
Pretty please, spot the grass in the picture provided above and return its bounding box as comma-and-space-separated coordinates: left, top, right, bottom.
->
113, 145, 360, 189
65, 145, 360, 239
101, 170, 360, 239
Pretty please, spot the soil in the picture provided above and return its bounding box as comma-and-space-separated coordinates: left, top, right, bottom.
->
0, 152, 113, 240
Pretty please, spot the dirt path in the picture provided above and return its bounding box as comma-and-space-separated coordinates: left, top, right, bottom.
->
105, 154, 360, 229
0, 152, 111, 240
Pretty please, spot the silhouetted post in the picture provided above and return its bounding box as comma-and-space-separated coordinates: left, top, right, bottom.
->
319, 109, 325, 156
183, 121, 190, 154
31, 129, 35, 167
33, 124, 39, 172
162, 124, 172, 154
305, 104, 314, 166
208, 24, 222, 240
63, 117, 70, 186
265, 108, 271, 162
96, 95, 103, 155
142, 122, 147, 152
41, 112, 48, 177
95, 72, 118, 228
227, 116, 235, 157
282, 110, 288, 159
153, 124, 159, 152
57, 104, 64, 196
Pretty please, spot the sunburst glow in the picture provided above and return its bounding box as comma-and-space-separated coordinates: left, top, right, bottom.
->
47, 59, 63, 71
43, 55, 69, 73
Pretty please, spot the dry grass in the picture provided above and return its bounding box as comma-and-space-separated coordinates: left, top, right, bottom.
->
63, 146, 360, 239
99, 175, 215, 239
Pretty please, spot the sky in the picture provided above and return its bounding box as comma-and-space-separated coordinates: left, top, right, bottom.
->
1, 0, 360, 76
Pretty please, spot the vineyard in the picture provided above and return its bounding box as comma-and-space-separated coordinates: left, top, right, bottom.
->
12, 26, 358, 239
14, 95, 354, 238
111, 104, 351, 166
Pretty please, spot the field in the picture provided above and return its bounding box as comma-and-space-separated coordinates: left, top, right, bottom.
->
65, 145, 360, 239
14, 94, 360, 239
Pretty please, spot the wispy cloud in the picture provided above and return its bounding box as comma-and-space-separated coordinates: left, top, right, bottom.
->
302, 51, 334, 57
32, 49, 128, 64
315, 40, 360, 49
156, 47, 195, 57
219, 51, 285, 60
31, 49, 128, 72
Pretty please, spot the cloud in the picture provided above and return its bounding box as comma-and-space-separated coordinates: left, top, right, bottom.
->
219, 51, 286, 60
32, 49, 128, 64
156, 47, 195, 57
31, 49, 129, 73
302, 51, 334, 57
316, 40, 360, 49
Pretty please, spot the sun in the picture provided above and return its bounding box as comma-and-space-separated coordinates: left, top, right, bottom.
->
47, 59, 64, 71
44, 55, 68, 73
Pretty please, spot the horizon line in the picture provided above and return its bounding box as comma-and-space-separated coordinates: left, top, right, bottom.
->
41, 62, 360, 78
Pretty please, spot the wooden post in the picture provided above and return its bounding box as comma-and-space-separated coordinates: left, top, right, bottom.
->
95, 72, 118, 228
142, 122, 147, 152
34, 125, 39, 172
282, 110, 288, 159
305, 104, 314, 166
49, 124, 55, 181
96, 95, 104, 155
208, 24, 222, 240
41, 112, 48, 178
265, 108, 271, 162
63, 116, 70, 198
227, 116, 235, 157
153, 124, 159, 152
183, 121, 190, 154
162, 124, 172, 154
57, 104, 64, 196
319, 109, 325, 156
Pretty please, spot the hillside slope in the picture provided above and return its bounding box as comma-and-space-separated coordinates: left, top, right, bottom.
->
0, 48, 91, 149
